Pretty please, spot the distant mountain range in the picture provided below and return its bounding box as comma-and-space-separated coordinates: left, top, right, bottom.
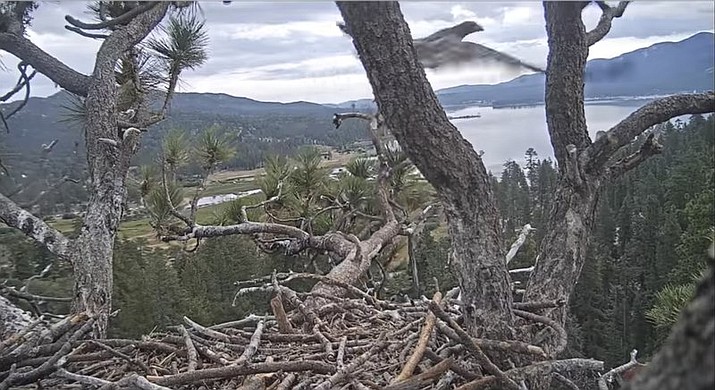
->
330, 31, 715, 110
0, 31, 712, 175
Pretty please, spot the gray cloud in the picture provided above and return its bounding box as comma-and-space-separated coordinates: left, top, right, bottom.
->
2, 1, 712, 104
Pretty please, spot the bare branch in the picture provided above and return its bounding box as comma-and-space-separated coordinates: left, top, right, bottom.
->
604, 133, 663, 179
0, 192, 72, 259
505, 224, 535, 264
0, 286, 72, 303
65, 2, 158, 30
582, 91, 715, 174
586, 2, 630, 46
0, 34, 90, 97
64, 25, 109, 40
17, 175, 80, 209
598, 349, 644, 390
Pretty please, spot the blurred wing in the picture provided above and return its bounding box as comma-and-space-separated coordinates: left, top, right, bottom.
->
416, 40, 544, 73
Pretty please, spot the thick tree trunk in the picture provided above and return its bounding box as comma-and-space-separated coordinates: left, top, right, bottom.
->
337, 1, 514, 338
523, 3, 597, 348
68, 3, 169, 337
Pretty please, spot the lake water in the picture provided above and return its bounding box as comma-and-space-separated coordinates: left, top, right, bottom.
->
449, 101, 658, 174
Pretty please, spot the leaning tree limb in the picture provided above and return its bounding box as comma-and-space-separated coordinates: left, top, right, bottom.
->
0, 32, 90, 97
586, 2, 630, 46
582, 91, 715, 175
0, 192, 72, 260
598, 349, 644, 390
603, 133, 663, 179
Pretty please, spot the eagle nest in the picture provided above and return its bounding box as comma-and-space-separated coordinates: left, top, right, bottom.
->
0, 274, 605, 390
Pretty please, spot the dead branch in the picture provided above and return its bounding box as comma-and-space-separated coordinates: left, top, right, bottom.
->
428, 301, 521, 389
0, 286, 72, 303
598, 349, 644, 390
505, 224, 535, 264
177, 326, 198, 371
313, 333, 388, 390
586, 2, 630, 46
582, 91, 715, 174
64, 2, 158, 31
553, 372, 580, 390
514, 309, 568, 356
0, 33, 90, 97
234, 319, 265, 365
146, 360, 336, 387
455, 358, 604, 390
63, 25, 109, 39
0, 192, 72, 260
385, 357, 454, 390
393, 291, 442, 382
604, 133, 663, 179
0, 317, 94, 389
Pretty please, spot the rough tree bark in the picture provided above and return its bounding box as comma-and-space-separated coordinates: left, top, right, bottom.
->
337, 0, 715, 376
337, 1, 514, 340
523, 3, 715, 358
0, 2, 171, 337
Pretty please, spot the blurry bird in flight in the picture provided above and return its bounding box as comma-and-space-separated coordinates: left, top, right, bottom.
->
338, 20, 544, 74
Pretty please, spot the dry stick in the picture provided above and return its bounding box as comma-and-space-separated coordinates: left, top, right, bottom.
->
427, 301, 521, 390
512, 299, 566, 312
271, 272, 294, 334
598, 349, 643, 390
436, 320, 546, 359
147, 360, 336, 387
384, 357, 454, 390
552, 372, 579, 390
454, 358, 604, 390
0, 316, 45, 352
424, 348, 480, 381
183, 316, 243, 344
279, 286, 333, 356
209, 314, 270, 330
313, 333, 389, 390
337, 336, 348, 368
392, 291, 443, 383
275, 373, 297, 390
54, 368, 111, 387
0, 318, 94, 390
234, 319, 265, 366
177, 326, 198, 372
87, 340, 151, 374
513, 309, 568, 356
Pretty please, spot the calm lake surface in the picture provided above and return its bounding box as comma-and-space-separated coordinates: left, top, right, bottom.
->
449, 101, 651, 174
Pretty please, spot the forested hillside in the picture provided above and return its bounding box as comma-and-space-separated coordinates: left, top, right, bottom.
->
2, 114, 711, 368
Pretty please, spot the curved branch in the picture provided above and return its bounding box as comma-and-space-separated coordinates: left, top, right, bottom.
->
0, 34, 90, 96
0, 192, 72, 260
64, 25, 109, 40
604, 133, 663, 179
586, 2, 630, 46
581, 91, 715, 174
64, 2, 158, 30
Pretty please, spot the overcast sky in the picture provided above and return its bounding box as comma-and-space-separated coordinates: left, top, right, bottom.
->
3, 1, 714, 104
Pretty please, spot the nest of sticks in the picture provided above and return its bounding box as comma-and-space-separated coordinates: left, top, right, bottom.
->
0, 274, 603, 390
